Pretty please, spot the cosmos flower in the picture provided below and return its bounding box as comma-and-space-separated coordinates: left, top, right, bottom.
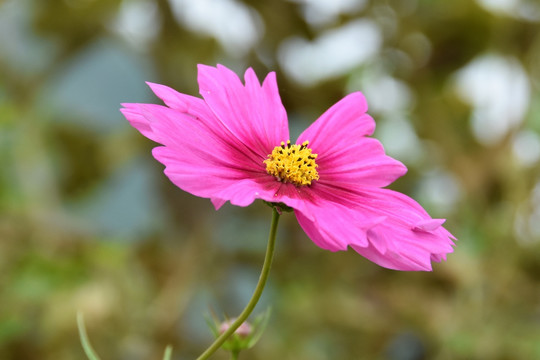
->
121, 64, 455, 271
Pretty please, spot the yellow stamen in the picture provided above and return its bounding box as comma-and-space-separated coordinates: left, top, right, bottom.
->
264, 140, 319, 186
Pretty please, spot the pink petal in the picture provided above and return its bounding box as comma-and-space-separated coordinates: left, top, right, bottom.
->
197, 64, 289, 158
152, 144, 284, 209
122, 100, 275, 207
295, 187, 455, 271
138, 104, 324, 211
120, 103, 161, 143
353, 189, 455, 270
146, 82, 217, 125
317, 137, 407, 188
413, 219, 446, 232
140, 104, 251, 165
295, 201, 382, 251
121, 67, 308, 210
297, 92, 406, 188
163, 166, 314, 212
145, 82, 261, 164
146, 82, 199, 110
297, 92, 373, 155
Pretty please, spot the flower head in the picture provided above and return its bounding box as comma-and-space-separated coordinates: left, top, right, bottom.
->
121, 64, 455, 271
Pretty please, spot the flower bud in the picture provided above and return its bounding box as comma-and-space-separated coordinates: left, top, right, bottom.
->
219, 319, 252, 338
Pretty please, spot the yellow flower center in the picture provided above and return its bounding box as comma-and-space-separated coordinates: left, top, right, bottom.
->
264, 140, 319, 186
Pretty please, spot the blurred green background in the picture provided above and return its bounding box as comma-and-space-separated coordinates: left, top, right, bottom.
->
1, 0, 540, 359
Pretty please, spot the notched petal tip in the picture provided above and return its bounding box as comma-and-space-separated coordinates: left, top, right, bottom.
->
145, 81, 191, 112
120, 103, 162, 142
145, 81, 168, 95
335, 189, 456, 271
211, 197, 227, 210
197, 63, 214, 74
145, 82, 188, 110
243, 67, 261, 87
413, 218, 446, 232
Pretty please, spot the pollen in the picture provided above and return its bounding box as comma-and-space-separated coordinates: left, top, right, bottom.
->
264, 140, 319, 186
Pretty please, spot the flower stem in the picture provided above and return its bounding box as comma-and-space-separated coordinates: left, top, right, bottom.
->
196, 207, 281, 360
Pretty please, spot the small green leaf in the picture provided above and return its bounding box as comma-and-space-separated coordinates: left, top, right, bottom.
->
246, 307, 271, 349
204, 312, 221, 338
162, 345, 173, 360
77, 312, 102, 360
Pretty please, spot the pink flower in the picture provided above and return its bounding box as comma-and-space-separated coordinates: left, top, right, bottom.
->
121, 64, 455, 271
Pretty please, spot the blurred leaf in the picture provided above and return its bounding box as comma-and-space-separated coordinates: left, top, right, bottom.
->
77, 312, 102, 360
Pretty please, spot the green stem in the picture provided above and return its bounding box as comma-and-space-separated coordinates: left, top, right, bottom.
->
77, 312, 102, 360
231, 350, 239, 360
196, 207, 280, 360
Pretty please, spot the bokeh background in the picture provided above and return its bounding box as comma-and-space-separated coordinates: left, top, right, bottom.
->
2, 0, 540, 359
